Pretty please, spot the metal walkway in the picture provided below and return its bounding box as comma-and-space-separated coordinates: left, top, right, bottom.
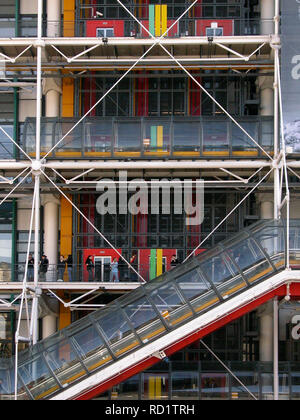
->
2, 219, 300, 400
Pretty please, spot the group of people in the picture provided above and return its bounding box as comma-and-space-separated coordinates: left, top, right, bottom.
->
27, 254, 49, 281
27, 252, 181, 282
27, 254, 73, 282
85, 256, 120, 282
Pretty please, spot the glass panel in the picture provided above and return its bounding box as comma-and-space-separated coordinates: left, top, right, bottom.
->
172, 371, 198, 400
71, 324, 111, 373
41, 122, 54, 154
96, 310, 140, 357
216, 253, 248, 299
115, 122, 141, 152
112, 375, 139, 400
44, 338, 86, 388
203, 121, 228, 153
201, 373, 229, 400
232, 122, 258, 152
231, 371, 259, 400
173, 122, 200, 151
291, 372, 300, 400
150, 283, 192, 328
261, 119, 273, 153
229, 238, 273, 285
261, 373, 273, 400
289, 228, 300, 267
254, 226, 285, 270
18, 354, 58, 400
55, 121, 83, 154
200, 253, 231, 285
24, 120, 37, 154
0, 366, 14, 400
84, 121, 112, 153
143, 121, 170, 154
0, 125, 14, 159
123, 296, 166, 343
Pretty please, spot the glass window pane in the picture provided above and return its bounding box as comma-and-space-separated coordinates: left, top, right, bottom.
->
150, 283, 192, 327
173, 122, 200, 151
201, 373, 229, 399
172, 371, 198, 400
84, 121, 112, 153
0, 125, 14, 159
96, 310, 139, 357
124, 296, 166, 343
232, 122, 258, 152
55, 121, 82, 154
18, 354, 58, 400
44, 339, 86, 387
203, 121, 228, 153
115, 122, 141, 152
71, 324, 111, 373
254, 226, 285, 269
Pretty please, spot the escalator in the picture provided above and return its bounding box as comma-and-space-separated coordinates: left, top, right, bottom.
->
2, 219, 300, 400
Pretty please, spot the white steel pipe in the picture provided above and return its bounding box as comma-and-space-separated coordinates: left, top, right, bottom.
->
44, 160, 271, 170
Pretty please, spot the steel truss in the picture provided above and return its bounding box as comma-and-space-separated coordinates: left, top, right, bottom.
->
0, 0, 289, 401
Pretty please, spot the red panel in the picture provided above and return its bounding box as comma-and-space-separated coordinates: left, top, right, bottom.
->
189, 72, 201, 116
74, 282, 300, 400
84, 73, 96, 116
193, 0, 202, 18
135, 72, 149, 116
195, 19, 234, 36
86, 20, 125, 37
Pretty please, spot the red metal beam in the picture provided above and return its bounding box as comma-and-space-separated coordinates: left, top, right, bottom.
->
74, 282, 299, 400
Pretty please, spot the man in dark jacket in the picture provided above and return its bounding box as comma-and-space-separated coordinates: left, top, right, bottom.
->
40, 255, 49, 281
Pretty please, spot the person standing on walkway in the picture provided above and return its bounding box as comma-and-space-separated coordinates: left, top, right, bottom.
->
27, 254, 34, 281
66, 255, 73, 282
110, 257, 119, 282
57, 255, 66, 281
40, 255, 49, 281
86, 255, 94, 282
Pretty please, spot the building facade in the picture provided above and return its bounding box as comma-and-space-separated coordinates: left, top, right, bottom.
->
0, 0, 300, 400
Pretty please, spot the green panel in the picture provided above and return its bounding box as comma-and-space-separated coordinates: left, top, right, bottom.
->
149, 249, 156, 280
149, 5, 155, 37
150, 125, 157, 148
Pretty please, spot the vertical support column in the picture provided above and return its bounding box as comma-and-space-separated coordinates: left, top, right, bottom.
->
42, 196, 60, 281
273, 297, 279, 400
31, 0, 43, 346
41, 195, 59, 338
260, 0, 275, 35
257, 194, 274, 397
47, 0, 61, 37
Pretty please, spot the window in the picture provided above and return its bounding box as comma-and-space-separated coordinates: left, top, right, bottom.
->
206, 27, 223, 37
96, 28, 114, 37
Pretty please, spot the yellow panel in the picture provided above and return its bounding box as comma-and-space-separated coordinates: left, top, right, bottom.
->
155, 5, 161, 36
157, 125, 163, 148
59, 300, 71, 330
62, 78, 74, 118
161, 5, 167, 36
60, 195, 72, 259
156, 249, 163, 276
64, 0, 75, 37
114, 152, 141, 157
149, 377, 155, 399
156, 377, 161, 399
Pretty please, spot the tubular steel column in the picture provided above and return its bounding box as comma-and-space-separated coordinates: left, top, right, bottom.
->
32, 0, 43, 345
